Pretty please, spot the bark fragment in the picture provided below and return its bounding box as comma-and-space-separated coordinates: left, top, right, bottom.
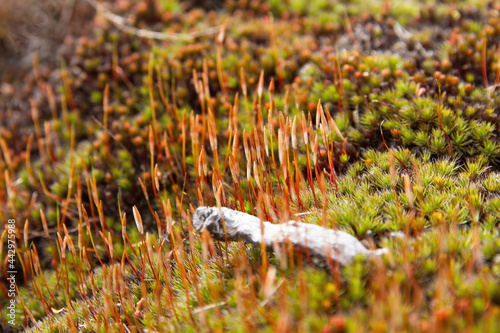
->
192, 207, 387, 267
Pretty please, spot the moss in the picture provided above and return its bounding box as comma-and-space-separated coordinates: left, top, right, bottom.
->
4, 0, 500, 332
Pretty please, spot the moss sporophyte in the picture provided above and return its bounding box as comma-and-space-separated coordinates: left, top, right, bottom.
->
1, 0, 500, 332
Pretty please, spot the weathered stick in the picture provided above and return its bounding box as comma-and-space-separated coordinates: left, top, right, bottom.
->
192, 207, 387, 267
86, 0, 221, 42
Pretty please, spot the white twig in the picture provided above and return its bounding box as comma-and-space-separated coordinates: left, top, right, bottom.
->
86, 0, 222, 42
192, 207, 388, 267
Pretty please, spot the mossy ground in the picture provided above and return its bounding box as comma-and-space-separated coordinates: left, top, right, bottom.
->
1, 0, 500, 332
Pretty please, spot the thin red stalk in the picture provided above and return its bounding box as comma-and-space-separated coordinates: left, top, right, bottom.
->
173, 230, 196, 325
292, 149, 304, 210
29, 256, 52, 321
482, 38, 489, 89
333, 58, 344, 114
380, 121, 410, 173
493, 42, 500, 91
436, 83, 452, 155
305, 145, 318, 206
82, 206, 105, 267
18, 288, 38, 330
237, 179, 244, 211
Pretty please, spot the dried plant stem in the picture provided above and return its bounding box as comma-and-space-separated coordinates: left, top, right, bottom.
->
88, 0, 221, 41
